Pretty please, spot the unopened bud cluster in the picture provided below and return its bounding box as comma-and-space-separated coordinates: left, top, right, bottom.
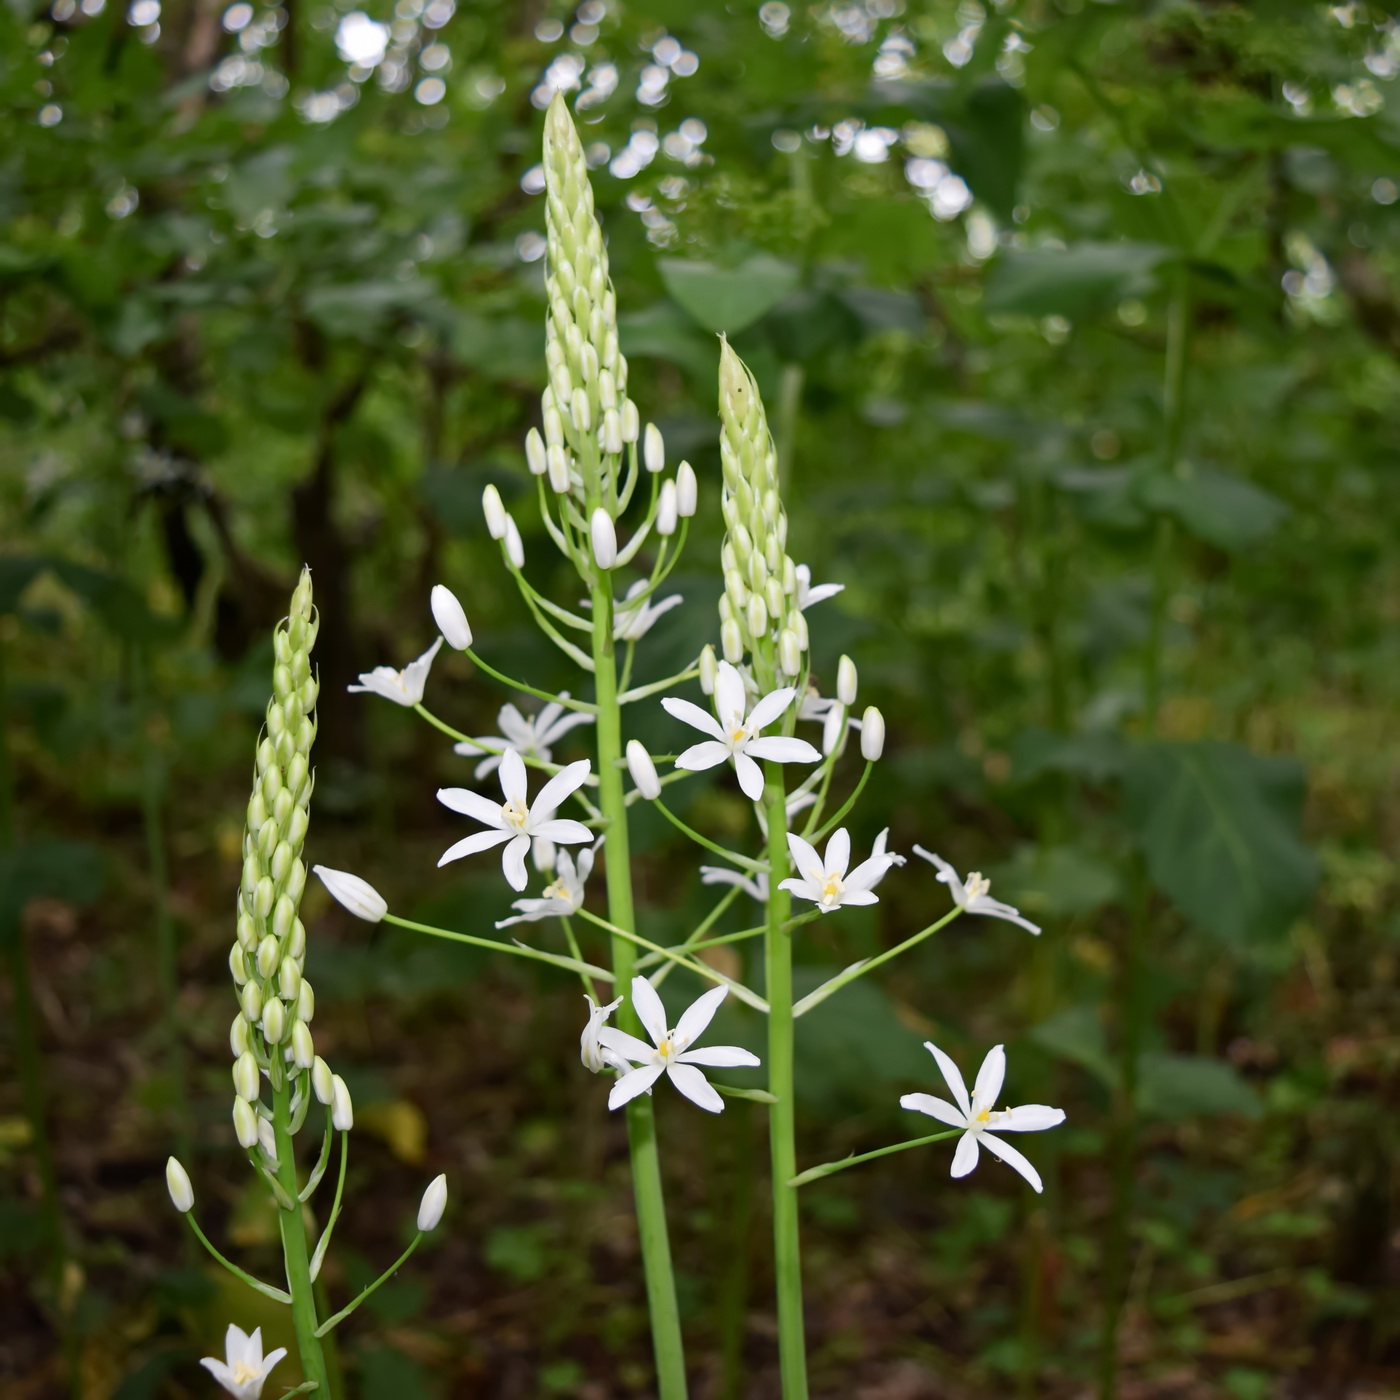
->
717, 340, 804, 674
228, 569, 344, 1155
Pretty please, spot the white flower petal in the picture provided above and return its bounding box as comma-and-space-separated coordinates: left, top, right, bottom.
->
972, 899, 1043, 936
994, 1105, 1066, 1133
530, 759, 593, 821
747, 686, 797, 732
630, 976, 670, 1047
498, 748, 529, 806
713, 662, 748, 726
785, 831, 823, 881
980, 1133, 1044, 1192
436, 787, 507, 827
437, 829, 513, 866
745, 735, 821, 764
674, 983, 728, 1046
661, 695, 725, 741
825, 828, 851, 879
501, 834, 531, 891
675, 740, 732, 772
531, 818, 593, 844
597, 1026, 656, 1064
678, 1044, 760, 1068
609, 1063, 665, 1109
925, 1042, 971, 1116
972, 1044, 1006, 1111
733, 751, 766, 800
899, 1092, 968, 1129
666, 1063, 725, 1113
950, 1129, 980, 1178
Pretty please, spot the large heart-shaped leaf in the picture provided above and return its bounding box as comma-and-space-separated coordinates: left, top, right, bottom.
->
658, 255, 800, 335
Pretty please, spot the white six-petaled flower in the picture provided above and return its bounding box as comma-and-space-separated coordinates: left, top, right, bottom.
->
580, 993, 626, 1073
614, 579, 684, 642
913, 847, 1042, 935
348, 637, 442, 707
437, 749, 593, 891
794, 563, 843, 611
200, 1323, 287, 1400
699, 865, 770, 902
453, 695, 593, 779
900, 1042, 1065, 1193
598, 978, 760, 1114
780, 827, 904, 914
495, 842, 598, 927
662, 660, 820, 802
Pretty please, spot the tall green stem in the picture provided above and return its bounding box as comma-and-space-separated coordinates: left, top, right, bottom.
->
763, 762, 808, 1399
589, 565, 689, 1400
271, 1075, 333, 1397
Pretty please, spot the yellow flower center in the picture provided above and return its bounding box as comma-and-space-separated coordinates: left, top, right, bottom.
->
231, 1361, 262, 1384
544, 878, 569, 901
502, 798, 530, 830
729, 725, 749, 744
965, 872, 990, 900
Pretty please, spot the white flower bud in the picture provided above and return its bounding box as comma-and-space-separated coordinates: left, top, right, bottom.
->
271, 894, 295, 942
551, 362, 572, 406
590, 508, 617, 570
504, 516, 525, 569
676, 461, 697, 517
257, 934, 279, 980
698, 645, 719, 695
721, 618, 745, 664
230, 1014, 250, 1059
547, 445, 572, 493
822, 702, 847, 757
860, 706, 886, 761
331, 1074, 354, 1131
291, 1019, 315, 1070
779, 629, 802, 677
765, 578, 785, 621
240, 980, 263, 1023
837, 655, 858, 706
166, 1156, 194, 1213
657, 480, 678, 537
233, 1050, 261, 1102
543, 401, 564, 449
626, 740, 661, 800
229, 943, 249, 985
482, 484, 507, 540
417, 1174, 448, 1232
601, 408, 622, 456
431, 585, 473, 651
644, 423, 664, 473
746, 593, 768, 639
620, 398, 639, 442
791, 608, 809, 651
525, 427, 548, 475
297, 979, 315, 1024
571, 387, 592, 432
233, 1097, 260, 1150
262, 996, 286, 1046
287, 918, 307, 961
258, 1116, 278, 1164
598, 368, 617, 410
312, 1056, 335, 1105
278, 956, 302, 1001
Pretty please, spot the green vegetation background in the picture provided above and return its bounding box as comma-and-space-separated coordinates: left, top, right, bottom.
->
2, 0, 1399, 1396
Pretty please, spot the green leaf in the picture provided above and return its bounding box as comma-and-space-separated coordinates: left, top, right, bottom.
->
952, 78, 1026, 221
618, 301, 718, 381
1027, 1005, 1115, 1088
1137, 1052, 1262, 1119
0, 556, 47, 615
990, 844, 1123, 919
1139, 467, 1289, 551
1124, 741, 1318, 947
658, 254, 800, 335
984, 241, 1171, 319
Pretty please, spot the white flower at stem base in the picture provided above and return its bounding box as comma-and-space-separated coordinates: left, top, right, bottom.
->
200, 1323, 288, 1400
580, 993, 626, 1072
599, 978, 760, 1114
453, 696, 593, 779
794, 563, 843, 611
166, 1156, 194, 1213
613, 579, 683, 641
912, 847, 1042, 935
312, 866, 387, 922
417, 1174, 448, 1232
496, 843, 598, 927
781, 826, 903, 914
661, 660, 820, 802
900, 1042, 1065, 1193
348, 637, 443, 707
626, 740, 661, 800
431, 584, 473, 650
700, 864, 769, 902
590, 508, 618, 569
437, 748, 593, 891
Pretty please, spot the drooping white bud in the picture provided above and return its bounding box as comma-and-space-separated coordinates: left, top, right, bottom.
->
676, 461, 697, 517
525, 427, 548, 476
229, 943, 248, 985
297, 979, 315, 1024
860, 706, 885, 761
417, 1174, 448, 1232
312, 1056, 335, 1105
644, 422, 665, 473
312, 866, 387, 922
431, 585, 473, 651
746, 593, 768, 639
698, 644, 719, 695
837, 655, 858, 706
291, 1019, 315, 1069
822, 703, 847, 757
233, 1097, 260, 1150
482, 484, 507, 540
230, 1014, 250, 1059
278, 956, 301, 1001
590, 508, 617, 569
779, 629, 802, 678
240, 980, 264, 1023
233, 1050, 261, 1102
657, 480, 678, 537
620, 398, 639, 442
166, 1156, 194, 1213
547, 445, 572, 493
504, 516, 525, 569
601, 408, 622, 456
626, 740, 662, 800
721, 618, 745, 664
331, 1074, 354, 1131
258, 1116, 278, 1164
571, 387, 591, 432
262, 996, 286, 1045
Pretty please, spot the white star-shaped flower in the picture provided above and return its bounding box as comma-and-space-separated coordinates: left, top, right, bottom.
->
437, 748, 593, 891
699, 865, 770, 902
453, 695, 593, 779
495, 843, 598, 927
900, 1042, 1065, 1193
580, 993, 626, 1073
614, 579, 684, 641
200, 1324, 287, 1400
348, 637, 442, 707
794, 563, 844, 611
913, 847, 1042, 935
661, 660, 820, 801
780, 826, 904, 914
598, 977, 761, 1114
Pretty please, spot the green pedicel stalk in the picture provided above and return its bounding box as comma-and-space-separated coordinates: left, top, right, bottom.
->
591, 565, 690, 1400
